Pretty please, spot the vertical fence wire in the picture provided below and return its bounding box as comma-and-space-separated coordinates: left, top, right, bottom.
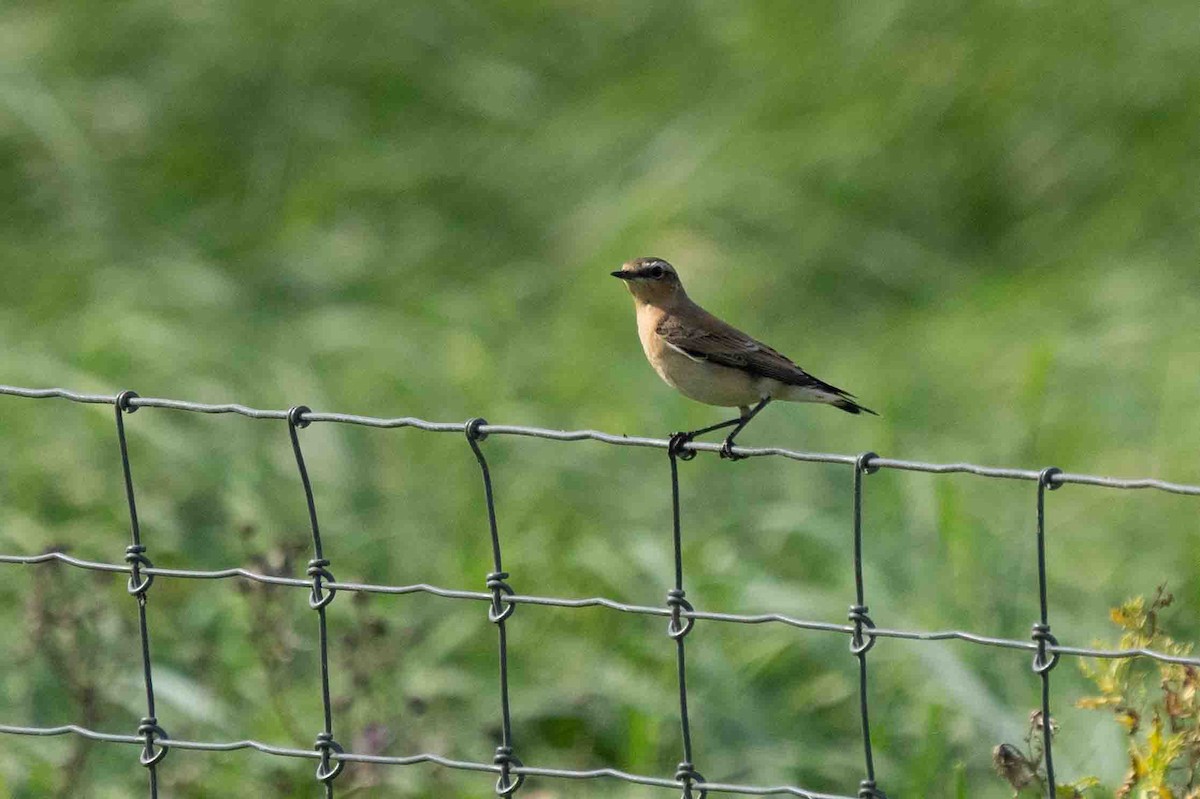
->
287, 406, 345, 797
1033, 467, 1062, 796
114, 391, 168, 797
466, 419, 524, 797
849, 453, 883, 799
667, 436, 705, 798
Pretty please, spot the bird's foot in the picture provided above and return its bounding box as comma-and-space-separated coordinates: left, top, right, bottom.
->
719, 437, 746, 461
668, 431, 698, 461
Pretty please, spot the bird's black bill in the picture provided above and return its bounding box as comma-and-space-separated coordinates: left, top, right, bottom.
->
610, 270, 633, 280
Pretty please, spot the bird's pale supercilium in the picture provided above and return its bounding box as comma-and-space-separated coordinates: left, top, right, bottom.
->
611, 256, 875, 460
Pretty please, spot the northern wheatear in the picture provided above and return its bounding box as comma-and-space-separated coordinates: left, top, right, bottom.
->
612, 257, 875, 459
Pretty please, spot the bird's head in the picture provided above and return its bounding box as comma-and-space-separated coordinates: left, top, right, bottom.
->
611, 257, 684, 305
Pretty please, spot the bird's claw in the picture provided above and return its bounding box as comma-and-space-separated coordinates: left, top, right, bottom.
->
719, 438, 745, 461
668, 432, 697, 461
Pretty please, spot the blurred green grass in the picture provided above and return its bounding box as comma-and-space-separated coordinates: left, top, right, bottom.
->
1, 1, 1199, 796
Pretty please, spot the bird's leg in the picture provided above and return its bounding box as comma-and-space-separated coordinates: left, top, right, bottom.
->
719, 397, 772, 461
684, 416, 744, 438
669, 397, 773, 461
668, 416, 744, 461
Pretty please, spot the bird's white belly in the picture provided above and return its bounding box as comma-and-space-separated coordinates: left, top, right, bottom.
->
647, 340, 765, 408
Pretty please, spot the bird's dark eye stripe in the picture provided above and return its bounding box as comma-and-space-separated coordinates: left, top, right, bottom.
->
649, 266, 664, 278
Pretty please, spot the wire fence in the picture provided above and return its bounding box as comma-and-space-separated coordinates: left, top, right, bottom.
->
1, 383, 1198, 799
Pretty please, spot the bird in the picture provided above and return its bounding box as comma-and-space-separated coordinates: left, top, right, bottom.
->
611, 256, 875, 460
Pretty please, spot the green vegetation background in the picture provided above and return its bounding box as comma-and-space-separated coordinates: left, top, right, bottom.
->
1, 2, 1198, 797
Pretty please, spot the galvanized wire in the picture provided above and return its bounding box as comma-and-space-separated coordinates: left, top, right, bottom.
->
112, 391, 168, 796
849, 453, 882, 799
3, 549, 1195, 665
465, 418, 525, 797
6, 385, 1199, 495
1032, 468, 1064, 797
286, 406, 345, 796
2, 383, 1199, 798
668, 434, 705, 798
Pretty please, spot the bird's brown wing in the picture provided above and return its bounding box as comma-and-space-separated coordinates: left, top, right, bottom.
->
655, 312, 855, 398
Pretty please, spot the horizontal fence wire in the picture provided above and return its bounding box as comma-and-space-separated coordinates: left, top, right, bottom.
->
1, 549, 1194, 666
2, 384, 1199, 799
5, 384, 1200, 495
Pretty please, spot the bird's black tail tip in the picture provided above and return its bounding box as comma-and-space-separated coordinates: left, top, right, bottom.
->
834, 398, 879, 417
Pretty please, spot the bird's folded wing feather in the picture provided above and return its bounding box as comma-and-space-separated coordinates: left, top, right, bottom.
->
655, 313, 854, 398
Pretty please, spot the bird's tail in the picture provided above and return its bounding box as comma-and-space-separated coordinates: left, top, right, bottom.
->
833, 397, 878, 416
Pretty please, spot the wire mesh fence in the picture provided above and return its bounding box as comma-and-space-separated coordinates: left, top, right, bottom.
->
1, 383, 1198, 798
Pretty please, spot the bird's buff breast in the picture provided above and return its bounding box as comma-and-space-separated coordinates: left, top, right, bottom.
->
636, 306, 763, 408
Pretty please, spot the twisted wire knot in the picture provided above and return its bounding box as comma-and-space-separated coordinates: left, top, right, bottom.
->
287, 405, 312, 429
493, 745, 525, 796
666, 588, 695, 639
116, 390, 140, 414
307, 558, 337, 610
1039, 466, 1063, 491
674, 761, 707, 798
465, 417, 489, 442
858, 779, 887, 798
486, 571, 515, 623
1031, 622, 1060, 674
668, 432, 697, 461
137, 716, 168, 767
125, 544, 154, 596
848, 604, 877, 655
313, 731, 345, 782
855, 451, 880, 475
